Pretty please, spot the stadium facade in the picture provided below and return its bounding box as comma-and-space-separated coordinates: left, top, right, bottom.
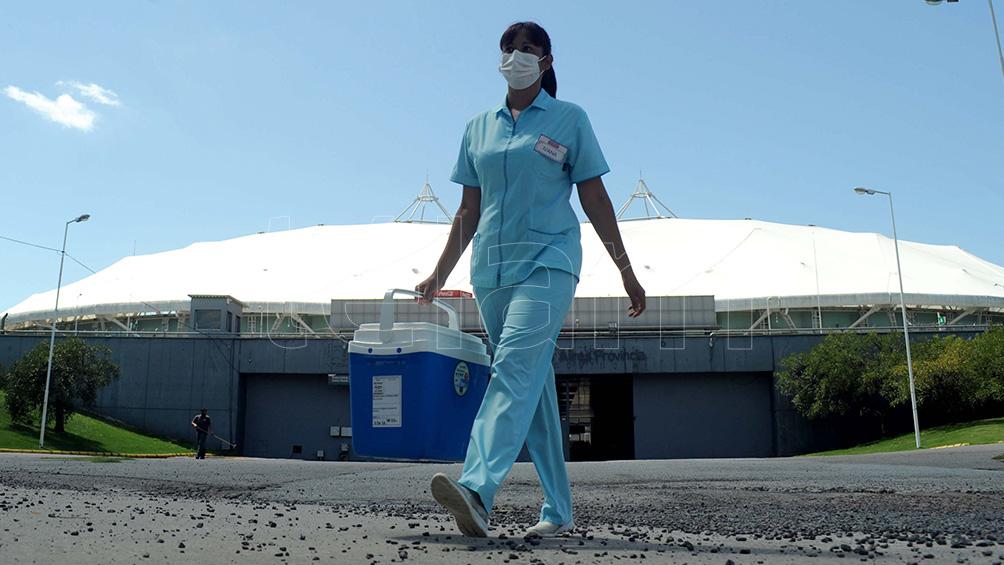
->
3, 187, 1003, 460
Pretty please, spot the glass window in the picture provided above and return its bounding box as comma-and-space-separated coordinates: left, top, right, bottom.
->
194, 309, 222, 330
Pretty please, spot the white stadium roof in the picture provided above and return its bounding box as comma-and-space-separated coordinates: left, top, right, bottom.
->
4, 217, 1004, 324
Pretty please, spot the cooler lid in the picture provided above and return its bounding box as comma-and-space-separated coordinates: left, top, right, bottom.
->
351, 321, 487, 356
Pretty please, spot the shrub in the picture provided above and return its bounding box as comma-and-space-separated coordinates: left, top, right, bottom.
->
966, 326, 1004, 405
776, 332, 899, 423
906, 335, 980, 423
776, 328, 1003, 435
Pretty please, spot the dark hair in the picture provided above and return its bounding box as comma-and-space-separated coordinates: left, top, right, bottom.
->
500, 21, 556, 98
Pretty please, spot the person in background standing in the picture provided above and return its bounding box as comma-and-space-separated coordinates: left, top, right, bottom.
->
191, 408, 212, 460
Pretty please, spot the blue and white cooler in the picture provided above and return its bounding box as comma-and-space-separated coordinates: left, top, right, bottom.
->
348, 288, 490, 461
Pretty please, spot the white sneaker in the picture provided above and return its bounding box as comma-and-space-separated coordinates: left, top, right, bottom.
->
525, 519, 575, 538
430, 473, 490, 537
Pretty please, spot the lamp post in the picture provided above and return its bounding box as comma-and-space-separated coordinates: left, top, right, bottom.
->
925, 0, 1004, 81
853, 187, 921, 449
38, 214, 90, 448
74, 293, 83, 335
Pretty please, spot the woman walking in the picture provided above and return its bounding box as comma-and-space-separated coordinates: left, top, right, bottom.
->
416, 21, 645, 538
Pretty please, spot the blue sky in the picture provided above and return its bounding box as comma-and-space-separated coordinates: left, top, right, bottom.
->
1, 1, 1002, 312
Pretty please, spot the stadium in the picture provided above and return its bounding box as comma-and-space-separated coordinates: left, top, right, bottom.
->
2, 182, 1003, 461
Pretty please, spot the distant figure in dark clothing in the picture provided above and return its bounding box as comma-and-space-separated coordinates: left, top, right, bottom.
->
191, 408, 212, 460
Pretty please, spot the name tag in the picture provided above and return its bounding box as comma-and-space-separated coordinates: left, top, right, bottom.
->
534, 134, 568, 164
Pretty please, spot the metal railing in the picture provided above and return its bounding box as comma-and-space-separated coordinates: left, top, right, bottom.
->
1, 323, 996, 341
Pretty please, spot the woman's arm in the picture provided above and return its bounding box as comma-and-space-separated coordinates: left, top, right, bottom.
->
415, 186, 481, 303
576, 176, 646, 317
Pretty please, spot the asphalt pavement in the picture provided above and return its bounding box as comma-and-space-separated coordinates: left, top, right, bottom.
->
1, 445, 1003, 564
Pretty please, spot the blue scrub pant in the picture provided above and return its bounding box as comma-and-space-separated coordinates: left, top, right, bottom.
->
458, 266, 576, 526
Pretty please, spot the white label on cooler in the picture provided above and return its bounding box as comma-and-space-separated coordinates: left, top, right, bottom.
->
372, 375, 402, 428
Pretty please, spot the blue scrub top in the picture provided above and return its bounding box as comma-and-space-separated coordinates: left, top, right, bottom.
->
451, 89, 609, 288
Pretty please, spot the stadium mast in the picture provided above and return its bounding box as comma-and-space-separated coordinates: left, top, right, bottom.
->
394, 176, 452, 224
615, 175, 678, 221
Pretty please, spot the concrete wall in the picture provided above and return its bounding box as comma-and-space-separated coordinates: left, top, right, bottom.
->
0, 329, 986, 459
0, 334, 240, 450
238, 338, 347, 376
96, 337, 240, 446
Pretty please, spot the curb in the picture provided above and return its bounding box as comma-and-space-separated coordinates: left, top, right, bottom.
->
0, 448, 193, 458
802, 439, 1004, 457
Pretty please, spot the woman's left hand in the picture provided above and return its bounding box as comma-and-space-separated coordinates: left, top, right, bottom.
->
622, 270, 646, 318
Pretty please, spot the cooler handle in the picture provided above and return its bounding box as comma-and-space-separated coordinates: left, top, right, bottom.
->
379, 288, 460, 334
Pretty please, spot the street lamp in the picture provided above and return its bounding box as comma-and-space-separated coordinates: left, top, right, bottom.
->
926, 0, 1004, 81
38, 214, 90, 448
853, 187, 921, 449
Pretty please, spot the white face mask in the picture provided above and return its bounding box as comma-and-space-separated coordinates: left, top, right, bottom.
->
499, 50, 545, 90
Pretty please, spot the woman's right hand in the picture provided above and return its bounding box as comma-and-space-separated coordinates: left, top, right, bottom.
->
415, 273, 444, 304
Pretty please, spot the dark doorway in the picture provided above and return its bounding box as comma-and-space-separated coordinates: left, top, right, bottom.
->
557, 375, 634, 461
241, 373, 352, 460
631, 372, 774, 459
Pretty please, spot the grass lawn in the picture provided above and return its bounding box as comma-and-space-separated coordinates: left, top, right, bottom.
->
0, 390, 192, 455
808, 416, 1004, 456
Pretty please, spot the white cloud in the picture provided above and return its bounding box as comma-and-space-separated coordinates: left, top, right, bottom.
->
58, 81, 120, 106
4, 86, 96, 131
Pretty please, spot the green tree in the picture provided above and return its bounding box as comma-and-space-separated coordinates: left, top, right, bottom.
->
777, 328, 1003, 435
966, 326, 1004, 405
776, 332, 901, 428
4, 338, 120, 432
903, 335, 980, 421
